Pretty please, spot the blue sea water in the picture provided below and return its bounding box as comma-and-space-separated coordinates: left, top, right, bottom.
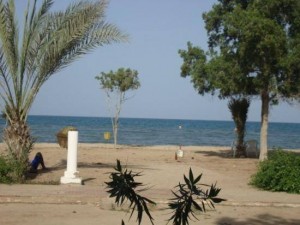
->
0, 115, 299, 149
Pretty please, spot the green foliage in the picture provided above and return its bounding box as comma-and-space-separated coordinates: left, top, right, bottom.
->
180, 0, 300, 160
0, 154, 30, 184
106, 160, 225, 225
168, 168, 225, 225
178, 42, 214, 96
0, 155, 13, 183
251, 150, 300, 194
105, 160, 155, 225
96, 68, 140, 92
6, 156, 30, 183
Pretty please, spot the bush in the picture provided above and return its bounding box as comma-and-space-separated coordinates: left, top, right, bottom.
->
0, 155, 13, 183
106, 160, 155, 225
251, 150, 300, 194
106, 160, 225, 225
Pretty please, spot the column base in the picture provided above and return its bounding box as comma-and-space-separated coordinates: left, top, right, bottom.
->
60, 176, 82, 184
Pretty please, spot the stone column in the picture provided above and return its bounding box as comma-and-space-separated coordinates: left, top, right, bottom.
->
60, 131, 82, 184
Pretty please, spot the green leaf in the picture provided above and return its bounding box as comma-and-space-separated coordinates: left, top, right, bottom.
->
211, 197, 226, 203
189, 168, 194, 183
168, 169, 224, 224
184, 175, 191, 190
106, 160, 155, 225
193, 173, 202, 184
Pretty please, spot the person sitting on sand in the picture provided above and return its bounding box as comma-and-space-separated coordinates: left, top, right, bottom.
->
29, 152, 47, 173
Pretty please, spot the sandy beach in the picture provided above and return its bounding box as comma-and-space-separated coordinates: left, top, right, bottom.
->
1, 143, 300, 225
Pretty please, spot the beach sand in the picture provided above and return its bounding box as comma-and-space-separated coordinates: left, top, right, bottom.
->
1, 143, 300, 225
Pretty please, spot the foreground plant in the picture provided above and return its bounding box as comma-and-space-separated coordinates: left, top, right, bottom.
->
168, 168, 226, 225
0, 0, 126, 181
105, 160, 155, 225
106, 160, 225, 225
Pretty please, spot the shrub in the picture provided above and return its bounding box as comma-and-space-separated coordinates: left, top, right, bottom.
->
168, 169, 225, 225
0, 154, 30, 183
106, 160, 225, 225
251, 149, 300, 194
106, 160, 155, 225
0, 155, 13, 183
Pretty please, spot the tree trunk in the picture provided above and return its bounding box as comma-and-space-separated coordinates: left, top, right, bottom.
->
259, 91, 269, 161
3, 119, 34, 181
113, 117, 118, 148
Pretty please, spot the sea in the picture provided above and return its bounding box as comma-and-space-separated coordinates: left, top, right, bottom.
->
0, 115, 299, 149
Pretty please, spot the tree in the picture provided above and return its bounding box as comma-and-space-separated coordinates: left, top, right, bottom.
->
179, 42, 254, 157
96, 68, 140, 148
0, 0, 127, 181
181, 0, 300, 160
204, 0, 300, 160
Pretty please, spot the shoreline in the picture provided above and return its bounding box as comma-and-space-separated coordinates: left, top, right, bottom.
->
2, 142, 299, 152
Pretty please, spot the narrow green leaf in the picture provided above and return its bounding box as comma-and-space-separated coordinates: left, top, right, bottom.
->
193, 173, 202, 184
189, 168, 194, 183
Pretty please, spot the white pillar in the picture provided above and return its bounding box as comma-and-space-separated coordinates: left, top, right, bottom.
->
60, 131, 82, 184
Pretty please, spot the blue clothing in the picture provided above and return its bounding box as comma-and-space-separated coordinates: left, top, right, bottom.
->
31, 155, 42, 170
29, 152, 46, 173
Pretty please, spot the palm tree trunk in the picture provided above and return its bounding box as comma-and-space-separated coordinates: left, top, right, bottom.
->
3, 118, 34, 181
236, 126, 246, 157
259, 91, 269, 161
228, 97, 250, 157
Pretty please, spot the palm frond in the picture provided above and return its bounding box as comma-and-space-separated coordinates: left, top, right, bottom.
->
21, 0, 53, 76
18, 0, 55, 120
0, 0, 127, 122
0, 0, 19, 85
36, 0, 127, 78
0, 51, 13, 100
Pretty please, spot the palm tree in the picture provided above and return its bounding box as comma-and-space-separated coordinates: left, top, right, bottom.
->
0, 0, 127, 181
228, 97, 250, 157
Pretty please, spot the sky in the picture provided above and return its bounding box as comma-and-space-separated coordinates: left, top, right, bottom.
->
16, 0, 300, 123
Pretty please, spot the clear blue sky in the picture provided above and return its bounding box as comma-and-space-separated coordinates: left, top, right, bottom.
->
22, 0, 300, 123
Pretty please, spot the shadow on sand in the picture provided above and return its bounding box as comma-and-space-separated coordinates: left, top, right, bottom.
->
217, 213, 300, 225
194, 149, 233, 158
26, 159, 155, 181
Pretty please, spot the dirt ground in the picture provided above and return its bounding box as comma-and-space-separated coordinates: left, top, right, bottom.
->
0, 143, 300, 225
